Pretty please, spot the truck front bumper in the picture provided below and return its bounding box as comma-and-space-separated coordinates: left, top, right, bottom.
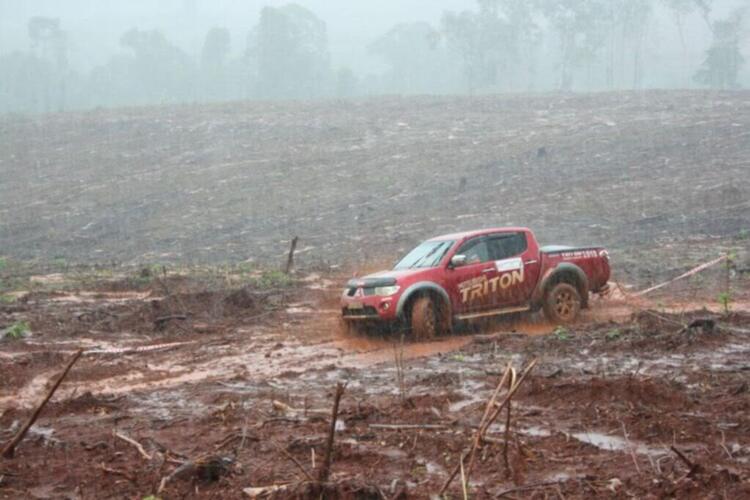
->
340, 294, 399, 321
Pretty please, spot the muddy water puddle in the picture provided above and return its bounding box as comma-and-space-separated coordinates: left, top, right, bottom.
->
570, 431, 665, 457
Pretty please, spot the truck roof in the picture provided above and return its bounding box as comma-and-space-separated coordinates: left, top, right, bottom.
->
427, 227, 530, 242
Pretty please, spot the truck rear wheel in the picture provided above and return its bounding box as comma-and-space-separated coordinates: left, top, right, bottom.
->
543, 283, 581, 324
411, 296, 438, 340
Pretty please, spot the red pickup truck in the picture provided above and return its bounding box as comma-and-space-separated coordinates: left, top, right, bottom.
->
341, 227, 610, 339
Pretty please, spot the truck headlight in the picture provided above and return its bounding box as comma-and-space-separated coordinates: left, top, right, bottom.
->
373, 285, 400, 296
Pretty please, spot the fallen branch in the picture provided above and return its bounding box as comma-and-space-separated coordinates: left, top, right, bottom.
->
670, 445, 702, 477
441, 359, 538, 495
158, 454, 233, 494
369, 423, 448, 430
621, 421, 641, 474
100, 463, 135, 481
317, 382, 346, 482
635, 255, 727, 296
244, 485, 289, 497
2, 349, 83, 459
114, 431, 152, 460
495, 480, 562, 498
154, 314, 187, 326
270, 440, 315, 482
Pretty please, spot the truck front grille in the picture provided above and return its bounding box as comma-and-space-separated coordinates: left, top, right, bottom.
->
342, 306, 378, 318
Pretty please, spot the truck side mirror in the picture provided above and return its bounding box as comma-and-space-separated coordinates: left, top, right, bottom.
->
450, 254, 467, 268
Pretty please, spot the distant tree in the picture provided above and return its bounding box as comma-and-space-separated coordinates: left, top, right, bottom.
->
370, 22, 449, 94
335, 67, 358, 98
539, 0, 609, 90
662, 0, 701, 50
694, 10, 746, 89
442, 2, 510, 93
249, 4, 331, 99
200, 27, 231, 100
502, 0, 542, 90
27, 16, 68, 111
201, 27, 231, 69
601, 0, 652, 89
442, 1, 540, 93
0, 51, 52, 113
119, 29, 195, 103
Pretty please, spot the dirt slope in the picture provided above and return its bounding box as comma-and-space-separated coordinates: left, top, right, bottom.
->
1, 91, 748, 283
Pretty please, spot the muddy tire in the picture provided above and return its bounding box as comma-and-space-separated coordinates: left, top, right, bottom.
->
543, 283, 581, 324
410, 296, 438, 341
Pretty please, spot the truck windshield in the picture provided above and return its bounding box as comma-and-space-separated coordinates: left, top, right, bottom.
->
394, 240, 455, 269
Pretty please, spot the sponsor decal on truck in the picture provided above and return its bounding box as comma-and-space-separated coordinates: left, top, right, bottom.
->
458, 258, 524, 303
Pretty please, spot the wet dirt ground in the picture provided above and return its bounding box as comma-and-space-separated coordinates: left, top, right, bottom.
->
1, 271, 750, 498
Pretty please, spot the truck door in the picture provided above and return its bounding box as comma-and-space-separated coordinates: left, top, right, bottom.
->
485, 231, 540, 307
444, 236, 499, 314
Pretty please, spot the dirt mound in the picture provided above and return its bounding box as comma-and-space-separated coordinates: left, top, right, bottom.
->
524, 375, 691, 410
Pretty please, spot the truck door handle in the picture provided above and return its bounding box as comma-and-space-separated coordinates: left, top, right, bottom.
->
524, 260, 537, 265
482, 268, 495, 273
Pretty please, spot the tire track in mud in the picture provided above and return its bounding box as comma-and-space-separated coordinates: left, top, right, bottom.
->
59, 334, 473, 398
0, 325, 474, 410
4, 294, 748, 410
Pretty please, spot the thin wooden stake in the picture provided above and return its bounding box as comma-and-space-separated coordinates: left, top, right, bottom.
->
284, 236, 299, 274
317, 382, 346, 482
2, 349, 83, 459
270, 440, 314, 482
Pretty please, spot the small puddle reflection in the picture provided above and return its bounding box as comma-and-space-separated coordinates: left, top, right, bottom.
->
572, 431, 664, 456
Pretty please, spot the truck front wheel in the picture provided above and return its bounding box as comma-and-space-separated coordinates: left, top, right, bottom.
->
411, 296, 438, 340
543, 283, 581, 324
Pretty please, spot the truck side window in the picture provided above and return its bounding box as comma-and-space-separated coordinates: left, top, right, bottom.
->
487, 232, 528, 260
457, 237, 490, 264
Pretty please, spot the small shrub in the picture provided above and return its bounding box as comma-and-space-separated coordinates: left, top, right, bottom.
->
253, 270, 293, 289
553, 326, 570, 340
718, 292, 732, 315
3, 320, 30, 340
0, 294, 16, 304
236, 262, 255, 274
605, 329, 621, 341
738, 229, 749, 240
0, 257, 7, 271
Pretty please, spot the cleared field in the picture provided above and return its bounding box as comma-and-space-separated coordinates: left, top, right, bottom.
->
1, 91, 748, 284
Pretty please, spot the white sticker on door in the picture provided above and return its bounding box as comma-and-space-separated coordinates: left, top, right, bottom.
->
495, 257, 523, 272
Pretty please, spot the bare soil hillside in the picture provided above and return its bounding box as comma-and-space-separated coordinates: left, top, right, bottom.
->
1, 91, 748, 284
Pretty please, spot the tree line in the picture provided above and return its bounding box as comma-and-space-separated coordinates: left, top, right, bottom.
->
0, 0, 747, 114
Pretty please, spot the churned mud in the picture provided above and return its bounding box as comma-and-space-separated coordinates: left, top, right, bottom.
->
1, 271, 749, 498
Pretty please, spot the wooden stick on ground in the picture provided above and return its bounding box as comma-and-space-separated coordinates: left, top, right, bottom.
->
317, 382, 346, 482
270, 440, 315, 483
440, 359, 537, 496
2, 349, 83, 459
100, 463, 135, 482
466, 362, 514, 476
114, 431, 152, 460
369, 423, 448, 430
